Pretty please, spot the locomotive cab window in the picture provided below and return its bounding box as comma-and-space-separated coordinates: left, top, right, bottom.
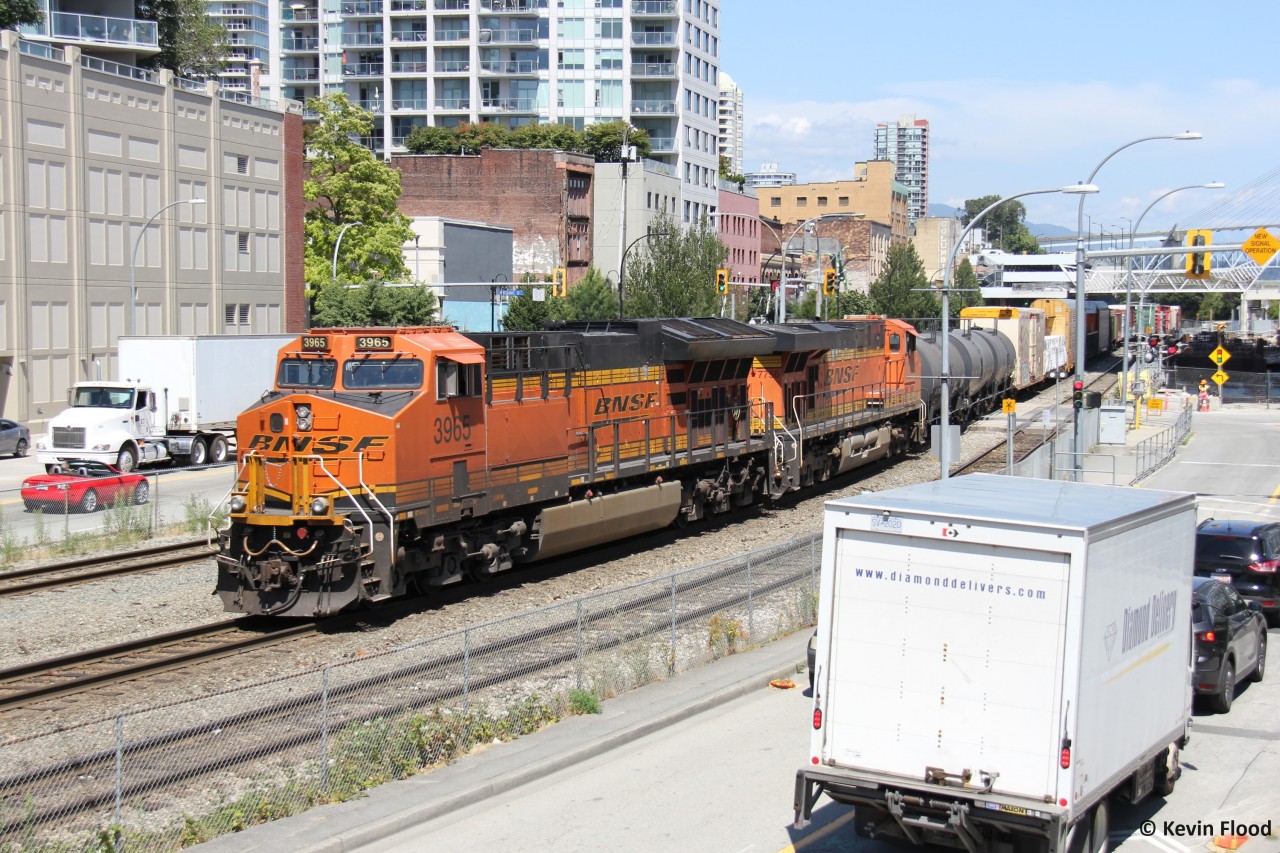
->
278, 358, 337, 389
436, 358, 482, 400
889, 332, 901, 353
343, 357, 424, 390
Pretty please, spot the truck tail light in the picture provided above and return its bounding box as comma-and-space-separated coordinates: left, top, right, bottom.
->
1197, 630, 1216, 642
812, 708, 823, 730
1060, 747, 1071, 769
1248, 559, 1279, 573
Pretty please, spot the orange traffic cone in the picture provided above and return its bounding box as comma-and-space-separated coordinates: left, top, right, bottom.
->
1199, 393, 1210, 413
1212, 835, 1249, 851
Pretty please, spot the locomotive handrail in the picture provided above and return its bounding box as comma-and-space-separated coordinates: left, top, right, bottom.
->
356, 451, 396, 553
306, 454, 378, 559
206, 449, 259, 546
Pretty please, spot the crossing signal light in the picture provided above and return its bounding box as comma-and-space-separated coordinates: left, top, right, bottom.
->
715, 268, 729, 295
1185, 229, 1212, 279
823, 267, 837, 296
1147, 334, 1161, 348
552, 267, 567, 297
1072, 380, 1085, 410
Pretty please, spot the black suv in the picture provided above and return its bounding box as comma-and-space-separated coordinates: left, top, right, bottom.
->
1195, 519, 1280, 625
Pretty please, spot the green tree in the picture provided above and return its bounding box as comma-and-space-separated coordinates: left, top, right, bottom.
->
136, 0, 229, 78
0, 0, 42, 29
502, 277, 562, 331
455, 121, 510, 153
403, 125, 461, 155
624, 216, 726, 318
961, 196, 1042, 254
582, 121, 651, 162
950, 258, 984, 316
718, 155, 745, 189
312, 282, 437, 327
561, 268, 619, 321
868, 243, 938, 322
303, 94, 414, 310
831, 288, 877, 318
508, 122, 584, 152
1196, 292, 1239, 322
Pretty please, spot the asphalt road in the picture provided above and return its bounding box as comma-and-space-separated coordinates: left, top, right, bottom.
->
358, 405, 1280, 853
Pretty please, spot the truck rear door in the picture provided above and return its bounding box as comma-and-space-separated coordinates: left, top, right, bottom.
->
822, 530, 1070, 800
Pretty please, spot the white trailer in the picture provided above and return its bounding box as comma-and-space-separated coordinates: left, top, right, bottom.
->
37, 336, 291, 472
795, 474, 1196, 853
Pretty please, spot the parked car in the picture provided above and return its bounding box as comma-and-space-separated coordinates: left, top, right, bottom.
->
1192, 576, 1266, 713
0, 419, 30, 458
1195, 519, 1280, 625
21, 460, 149, 513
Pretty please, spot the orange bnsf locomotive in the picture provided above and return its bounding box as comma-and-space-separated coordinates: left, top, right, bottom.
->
215, 317, 926, 616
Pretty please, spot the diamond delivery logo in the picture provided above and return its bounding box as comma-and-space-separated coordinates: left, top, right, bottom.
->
1103, 622, 1117, 660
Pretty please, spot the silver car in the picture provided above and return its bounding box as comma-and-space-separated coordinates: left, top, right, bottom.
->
0, 419, 31, 458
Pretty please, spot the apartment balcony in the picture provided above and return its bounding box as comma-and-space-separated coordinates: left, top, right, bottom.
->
646, 136, 675, 154
479, 28, 536, 44
389, 0, 428, 10
631, 32, 676, 46
435, 29, 471, 41
631, 99, 676, 114
433, 59, 471, 72
631, 62, 675, 78
391, 98, 428, 111
340, 1, 384, 15
480, 0, 535, 11
436, 98, 471, 110
282, 67, 321, 80
223, 64, 251, 75
631, 0, 677, 15
435, 0, 471, 8
481, 98, 536, 113
391, 59, 431, 73
19, 11, 159, 54
280, 7, 319, 21
479, 59, 536, 75
390, 29, 429, 42
281, 37, 320, 51
341, 32, 385, 47
342, 62, 385, 76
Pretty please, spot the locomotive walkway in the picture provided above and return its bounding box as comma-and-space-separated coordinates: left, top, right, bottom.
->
192, 401, 1208, 853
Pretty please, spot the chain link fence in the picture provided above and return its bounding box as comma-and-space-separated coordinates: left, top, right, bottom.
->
0, 535, 820, 851
1166, 366, 1279, 406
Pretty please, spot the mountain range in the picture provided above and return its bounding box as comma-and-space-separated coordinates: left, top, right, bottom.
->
926, 204, 1075, 239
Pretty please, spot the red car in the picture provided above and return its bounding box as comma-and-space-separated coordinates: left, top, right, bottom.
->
21, 460, 150, 513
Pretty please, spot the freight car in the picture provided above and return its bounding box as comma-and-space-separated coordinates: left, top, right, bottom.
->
214, 318, 931, 616
1030, 298, 1116, 369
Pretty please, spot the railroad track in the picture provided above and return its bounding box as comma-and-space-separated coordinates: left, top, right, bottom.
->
0, 539, 216, 599
0, 618, 318, 713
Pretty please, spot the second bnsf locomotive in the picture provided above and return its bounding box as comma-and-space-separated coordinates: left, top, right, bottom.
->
215, 317, 926, 616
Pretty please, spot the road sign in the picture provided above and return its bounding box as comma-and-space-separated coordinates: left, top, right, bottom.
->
1209, 346, 1231, 366
1242, 227, 1280, 267
1001, 399, 1016, 414
1212, 369, 1229, 385
496, 288, 525, 297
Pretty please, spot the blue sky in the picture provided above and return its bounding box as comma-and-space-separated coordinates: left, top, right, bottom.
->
721, 0, 1276, 236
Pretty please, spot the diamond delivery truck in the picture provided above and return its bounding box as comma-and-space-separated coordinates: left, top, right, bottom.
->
795, 474, 1196, 853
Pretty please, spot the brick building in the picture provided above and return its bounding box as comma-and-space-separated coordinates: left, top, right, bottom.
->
392, 149, 594, 283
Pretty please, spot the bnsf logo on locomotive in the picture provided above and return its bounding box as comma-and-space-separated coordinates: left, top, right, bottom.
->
594, 391, 659, 416
246, 434, 390, 453
825, 365, 858, 385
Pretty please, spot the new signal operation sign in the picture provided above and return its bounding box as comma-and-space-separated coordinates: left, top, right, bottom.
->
1243, 228, 1280, 267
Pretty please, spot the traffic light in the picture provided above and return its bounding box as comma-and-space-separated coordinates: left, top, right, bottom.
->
1072, 380, 1084, 410
823, 267, 837, 296
1185, 229, 1212, 279
552, 267, 567, 297
715, 268, 729, 295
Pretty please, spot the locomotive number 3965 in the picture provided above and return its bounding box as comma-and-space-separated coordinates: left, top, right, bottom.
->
433, 414, 472, 443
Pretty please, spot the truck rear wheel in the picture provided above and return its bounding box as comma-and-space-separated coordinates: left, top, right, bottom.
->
209, 435, 229, 463
116, 445, 138, 473
1155, 745, 1179, 796
189, 438, 208, 466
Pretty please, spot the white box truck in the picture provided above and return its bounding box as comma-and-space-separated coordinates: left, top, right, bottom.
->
795, 474, 1196, 853
37, 335, 292, 472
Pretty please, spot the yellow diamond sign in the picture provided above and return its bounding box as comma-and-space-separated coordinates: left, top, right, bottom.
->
1210, 346, 1231, 366
1002, 399, 1016, 414
1243, 228, 1280, 267
1212, 369, 1229, 385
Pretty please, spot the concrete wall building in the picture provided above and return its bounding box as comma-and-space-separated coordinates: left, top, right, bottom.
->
715, 181, 758, 285
717, 70, 742, 176
273, 0, 721, 222
402, 217, 513, 332
393, 148, 594, 281
873, 113, 928, 226
755, 161, 910, 245
594, 157, 680, 285
0, 31, 304, 432
911, 215, 962, 286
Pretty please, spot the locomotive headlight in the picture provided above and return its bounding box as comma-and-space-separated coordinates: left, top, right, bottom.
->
310, 496, 329, 515
295, 404, 313, 432
229, 495, 247, 513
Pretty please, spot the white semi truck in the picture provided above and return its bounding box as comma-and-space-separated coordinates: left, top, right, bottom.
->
37, 336, 292, 473
796, 474, 1196, 853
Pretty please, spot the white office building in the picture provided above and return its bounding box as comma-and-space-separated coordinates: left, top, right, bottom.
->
717, 69, 741, 176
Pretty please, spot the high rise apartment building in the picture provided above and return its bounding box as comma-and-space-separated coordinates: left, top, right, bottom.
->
717, 70, 742, 176
873, 114, 928, 226
271, 0, 722, 221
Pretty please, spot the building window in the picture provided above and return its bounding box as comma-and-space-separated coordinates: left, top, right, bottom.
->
224, 303, 251, 333
236, 155, 248, 174
817, 197, 827, 207
237, 232, 250, 254
838, 197, 849, 206
770, 197, 780, 207
596, 18, 621, 39
796, 197, 808, 207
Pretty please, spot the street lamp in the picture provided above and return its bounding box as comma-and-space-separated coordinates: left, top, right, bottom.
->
490, 273, 508, 332
1072, 132, 1201, 477
778, 213, 862, 323
1119, 182, 1224, 406
619, 231, 659, 320
130, 198, 206, 337
938, 184, 1098, 480
331, 221, 364, 281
